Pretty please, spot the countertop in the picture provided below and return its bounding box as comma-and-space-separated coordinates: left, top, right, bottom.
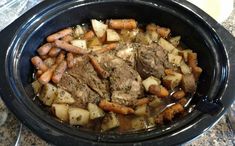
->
0, 0, 235, 146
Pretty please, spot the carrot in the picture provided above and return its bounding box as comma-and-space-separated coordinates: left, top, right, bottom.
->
163, 103, 184, 121
156, 26, 170, 38
38, 64, 57, 84
188, 53, 202, 80
61, 35, 74, 42
31, 56, 48, 72
155, 113, 164, 125
52, 61, 67, 83
56, 51, 65, 64
95, 43, 117, 53
135, 98, 150, 106
146, 23, 157, 32
48, 47, 61, 57
159, 86, 169, 97
178, 98, 188, 106
47, 28, 73, 42
82, 30, 95, 41
149, 85, 169, 98
37, 43, 52, 56
192, 66, 202, 81
40, 55, 49, 60
54, 40, 89, 54
172, 90, 185, 100
89, 55, 110, 78
66, 53, 74, 68
108, 19, 137, 29
36, 70, 43, 78
188, 52, 197, 67
99, 100, 134, 115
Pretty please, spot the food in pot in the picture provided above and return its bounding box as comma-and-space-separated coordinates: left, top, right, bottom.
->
31, 19, 202, 132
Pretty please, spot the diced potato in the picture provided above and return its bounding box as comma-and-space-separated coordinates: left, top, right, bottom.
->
74, 25, 85, 37
39, 83, 57, 106
135, 32, 152, 45
120, 29, 139, 42
101, 112, 119, 132
146, 30, 159, 42
32, 80, 42, 94
91, 19, 107, 38
142, 76, 161, 91
169, 36, 181, 47
179, 49, 193, 62
88, 103, 105, 120
158, 38, 176, 52
54, 88, 75, 104
168, 53, 182, 66
43, 58, 56, 67
149, 97, 163, 107
163, 73, 183, 89
134, 104, 148, 116
106, 29, 120, 42
131, 117, 147, 131
52, 104, 69, 122
171, 48, 179, 55
147, 117, 156, 128
70, 39, 87, 50
68, 107, 90, 126
180, 61, 192, 74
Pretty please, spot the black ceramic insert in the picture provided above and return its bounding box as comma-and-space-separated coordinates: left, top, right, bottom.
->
0, 0, 235, 145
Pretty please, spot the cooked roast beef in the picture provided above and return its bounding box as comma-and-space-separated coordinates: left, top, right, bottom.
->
135, 43, 173, 79
67, 56, 110, 100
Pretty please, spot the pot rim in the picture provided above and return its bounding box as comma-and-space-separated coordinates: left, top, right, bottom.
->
0, 0, 235, 145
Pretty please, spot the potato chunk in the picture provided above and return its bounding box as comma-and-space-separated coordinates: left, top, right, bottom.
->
54, 88, 75, 104
52, 104, 69, 122
74, 25, 85, 37
169, 36, 181, 47
68, 107, 90, 126
134, 104, 148, 116
39, 83, 57, 106
131, 117, 147, 131
88, 103, 105, 120
158, 38, 176, 52
101, 112, 119, 132
107, 29, 120, 42
32, 80, 42, 94
142, 76, 161, 91
163, 72, 182, 89
91, 19, 107, 38
168, 53, 182, 66
70, 39, 87, 50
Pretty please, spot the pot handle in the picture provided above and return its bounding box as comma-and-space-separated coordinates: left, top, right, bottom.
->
195, 21, 235, 115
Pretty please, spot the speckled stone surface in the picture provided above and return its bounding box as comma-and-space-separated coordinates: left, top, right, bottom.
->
1, 1, 235, 146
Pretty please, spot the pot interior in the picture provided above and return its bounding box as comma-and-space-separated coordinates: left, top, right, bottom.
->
9, 0, 228, 143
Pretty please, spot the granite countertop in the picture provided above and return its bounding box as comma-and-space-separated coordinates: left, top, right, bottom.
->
0, 1, 235, 146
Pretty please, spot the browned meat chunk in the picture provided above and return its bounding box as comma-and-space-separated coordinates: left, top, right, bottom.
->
111, 91, 135, 106
109, 63, 143, 99
181, 73, 196, 93
67, 56, 110, 100
135, 43, 173, 79
116, 43, 136, 67
58, 73, 100, 106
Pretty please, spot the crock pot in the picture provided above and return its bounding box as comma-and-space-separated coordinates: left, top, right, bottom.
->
1, 0, 235, 145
